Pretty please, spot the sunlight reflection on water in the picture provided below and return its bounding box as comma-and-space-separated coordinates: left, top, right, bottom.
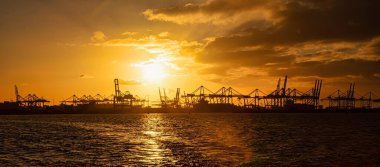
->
0, 113, 379, 166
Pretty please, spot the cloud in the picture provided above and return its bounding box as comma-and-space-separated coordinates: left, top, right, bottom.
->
359, 37, 380, 56
145, 0, 380, 42
205, 0, 380, 49
144, 0, 380, 86
118, 79, 141, 85
269, 59, 380, 78
92, 31, 203, 58
90, 31, 205, 81
143, 0, 274, 27
91, 31, 106, 42
197, 46, 295, 67
79, 74, 95, 79
121, 31, 137, 36
157, 31, 169, 38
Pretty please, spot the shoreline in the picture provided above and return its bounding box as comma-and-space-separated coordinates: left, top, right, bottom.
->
1, 107, 379, 115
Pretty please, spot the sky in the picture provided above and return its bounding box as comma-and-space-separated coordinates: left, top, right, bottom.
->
1, 0, 380, 104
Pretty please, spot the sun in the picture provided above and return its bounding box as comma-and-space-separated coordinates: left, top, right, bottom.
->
141, 63, 167, 82
132, 56, 174, 83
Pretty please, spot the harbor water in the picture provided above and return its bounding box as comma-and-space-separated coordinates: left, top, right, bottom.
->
0, 113, 379, 166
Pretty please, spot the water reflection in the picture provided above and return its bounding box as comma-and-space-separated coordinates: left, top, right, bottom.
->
1, 113, 379, 166
209, 123, 253, 163
135, 114, 175, 165
177, 114, 253, 164
0, 114, 254, 165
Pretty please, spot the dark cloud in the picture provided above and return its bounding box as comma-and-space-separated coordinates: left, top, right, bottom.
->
146, 0, 267, 15
270, 59, 380, 78
205, 0, 380, 50
272, 0, 380, 42
198, 47, 294, 67
79, 74, 95, 79
144, 0, 380, 90
197, 0, 380, 79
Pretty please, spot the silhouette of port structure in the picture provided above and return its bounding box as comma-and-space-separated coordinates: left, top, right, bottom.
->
321, 83, 380, 110
1, 76, 380, 113
14, 85, 49, 107
113, 78, 147, 108
181, 76, 323, 111
61, 79, 146, 108
158, 88, 181, 108
60, 94, 114, 106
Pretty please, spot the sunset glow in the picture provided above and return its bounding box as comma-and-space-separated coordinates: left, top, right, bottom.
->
1, 1, 380, 166
140, 62, 167, 83
0, 0, 379, 103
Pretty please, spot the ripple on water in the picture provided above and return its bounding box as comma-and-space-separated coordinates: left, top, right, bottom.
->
0, 113, 379, 166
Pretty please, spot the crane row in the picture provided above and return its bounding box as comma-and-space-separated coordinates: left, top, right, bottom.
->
6, 76, 380, 110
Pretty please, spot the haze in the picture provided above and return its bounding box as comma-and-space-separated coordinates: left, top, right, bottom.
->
1, 0, 379, 103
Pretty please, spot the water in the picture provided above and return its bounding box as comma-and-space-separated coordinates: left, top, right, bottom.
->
0, 113, 379, 166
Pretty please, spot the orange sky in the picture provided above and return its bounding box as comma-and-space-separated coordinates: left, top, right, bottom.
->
1, 0, 380, 104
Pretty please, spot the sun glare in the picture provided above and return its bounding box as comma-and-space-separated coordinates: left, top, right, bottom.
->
141, 63, 167, 82
132, 56, 175, 83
